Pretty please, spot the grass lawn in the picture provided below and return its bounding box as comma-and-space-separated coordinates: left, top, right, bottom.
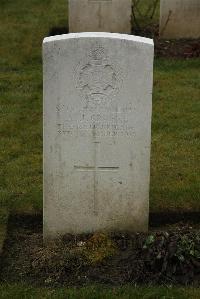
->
0, 0, 199, 296
151, 58, 200, 212
0, 284, 200, 299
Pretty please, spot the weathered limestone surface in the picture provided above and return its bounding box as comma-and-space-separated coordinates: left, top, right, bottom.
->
43, 33, 154, 239
68, 0, 132, 33
160, 0, 200, 39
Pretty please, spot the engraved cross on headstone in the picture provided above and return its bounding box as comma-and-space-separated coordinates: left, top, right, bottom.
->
74, 130, 119, 215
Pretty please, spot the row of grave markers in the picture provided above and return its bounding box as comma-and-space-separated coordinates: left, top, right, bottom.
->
43, 0, 199, 239
69, 0, 200, 39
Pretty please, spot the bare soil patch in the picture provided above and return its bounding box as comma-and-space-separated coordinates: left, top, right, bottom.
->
1, 214, 200, 287
154, 38, 200, 59
134, 24, 200, 58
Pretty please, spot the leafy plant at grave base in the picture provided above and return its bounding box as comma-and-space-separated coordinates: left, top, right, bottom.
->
2, 227, 200, 286
143, 234, 155, 248
140, 230, 200, 284
176, 234, 200, 261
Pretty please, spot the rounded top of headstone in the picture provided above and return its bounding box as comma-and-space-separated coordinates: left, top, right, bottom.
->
43, 32, 154, 46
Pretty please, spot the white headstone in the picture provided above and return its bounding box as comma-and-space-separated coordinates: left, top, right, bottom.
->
160, 0, 200, 39
68, 0, 132, 34
43, 33, 154, 239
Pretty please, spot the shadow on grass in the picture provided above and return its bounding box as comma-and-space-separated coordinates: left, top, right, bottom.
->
48, 26, 68, 36
4, 212, 200, 230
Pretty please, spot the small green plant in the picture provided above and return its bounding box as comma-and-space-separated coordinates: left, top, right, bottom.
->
176, 234, 200, 261
143, 234, 155, 248
142, 231, 200, 284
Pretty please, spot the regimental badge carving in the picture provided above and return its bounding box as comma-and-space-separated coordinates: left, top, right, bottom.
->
75, 46, 122, 109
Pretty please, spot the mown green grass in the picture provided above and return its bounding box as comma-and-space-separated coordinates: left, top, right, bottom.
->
151, 58, 200, 212
0, 0, 69, 255
0, 284, 200, 299
0, 0, 68, 219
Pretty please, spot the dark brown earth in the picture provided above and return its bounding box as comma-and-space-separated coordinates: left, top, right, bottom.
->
1, 214, 200, 287
154, 38, 200, 59
133, 24, 200, 58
